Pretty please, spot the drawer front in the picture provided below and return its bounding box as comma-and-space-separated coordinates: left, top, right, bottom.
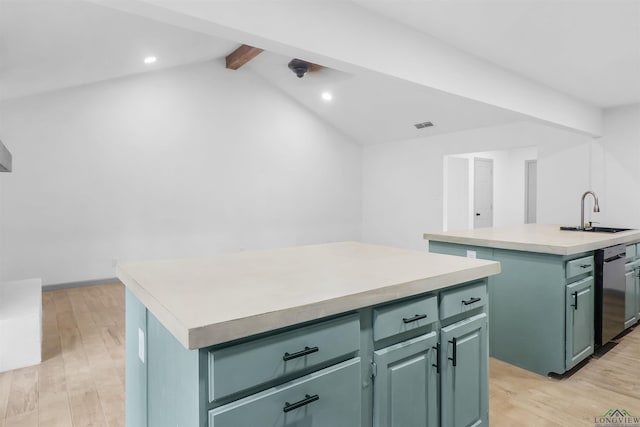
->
208, 314, 359, 402
373, 295, 437, 341
566, 256, 594, 280
626, 259, 640, 272
626, 244, 637, 260
439, 282, 487, 320
209, 358, 361, 427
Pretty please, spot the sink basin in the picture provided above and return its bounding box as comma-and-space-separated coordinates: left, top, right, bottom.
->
560, 226, 633, 233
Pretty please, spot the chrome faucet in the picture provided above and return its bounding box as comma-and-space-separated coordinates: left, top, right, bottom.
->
580, 191, 600, 229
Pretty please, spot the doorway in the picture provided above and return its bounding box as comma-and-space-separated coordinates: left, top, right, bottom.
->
443, 146, 537, 231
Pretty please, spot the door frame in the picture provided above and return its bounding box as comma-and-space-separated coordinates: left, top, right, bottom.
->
524, 159, 537, 224
473, 157, 493, 229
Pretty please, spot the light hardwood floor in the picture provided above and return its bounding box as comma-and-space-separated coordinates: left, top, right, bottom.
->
0, 283, 638, 426
0, 284, 125, 427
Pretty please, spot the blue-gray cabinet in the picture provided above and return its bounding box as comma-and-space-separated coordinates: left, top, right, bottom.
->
209, 358, 362, 427
625, 247, 640, 326
126, 279, 490, 426
372, 332, 439, 427
440, 313, 488, 427
625, 270, 637, 329
429, 241, 595, 376
565, 276, 594, 369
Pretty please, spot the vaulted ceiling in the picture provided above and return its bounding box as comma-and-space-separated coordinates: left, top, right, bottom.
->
1, 0, 638, 144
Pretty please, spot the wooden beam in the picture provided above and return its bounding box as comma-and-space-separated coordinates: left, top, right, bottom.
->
225, 44, 263, 70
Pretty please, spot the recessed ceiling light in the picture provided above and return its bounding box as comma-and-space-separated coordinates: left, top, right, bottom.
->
144, 56, 157, 64
321, 92, 332, 101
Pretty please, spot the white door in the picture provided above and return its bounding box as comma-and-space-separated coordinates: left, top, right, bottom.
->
473, 158, 493, 228
525, 160, 537, 224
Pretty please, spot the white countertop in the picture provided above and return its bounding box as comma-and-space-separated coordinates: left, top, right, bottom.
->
424, 224, 640, 256
117, 242, 500, 350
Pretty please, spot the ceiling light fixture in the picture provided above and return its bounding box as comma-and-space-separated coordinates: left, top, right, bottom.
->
321, 92, 333, 101
144, 56, 157, 64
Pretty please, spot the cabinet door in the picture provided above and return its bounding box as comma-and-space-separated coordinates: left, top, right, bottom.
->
373, 332, 438, 427
440, 313, 488, 427
625, 271, 637, 329
565, 276, 594, 370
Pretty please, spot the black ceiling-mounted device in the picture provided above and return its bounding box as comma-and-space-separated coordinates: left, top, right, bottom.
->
288, 58, 312, 78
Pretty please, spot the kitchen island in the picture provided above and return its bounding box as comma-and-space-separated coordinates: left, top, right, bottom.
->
426, 224, 640, 376
118, 242, 500, 427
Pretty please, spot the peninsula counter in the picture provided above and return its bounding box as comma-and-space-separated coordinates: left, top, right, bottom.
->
426, 224, 640, 376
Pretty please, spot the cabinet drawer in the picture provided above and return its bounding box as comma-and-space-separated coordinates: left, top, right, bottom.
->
626, 244, 637, 260
626, 259, 640, 272
209, 358, 361, 427
373, 295, 437, 341
439, 282, 487, 320
208, 314, 359, 402
566, 256, 594, 280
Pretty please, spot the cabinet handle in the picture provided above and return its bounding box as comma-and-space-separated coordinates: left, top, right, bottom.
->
571, 291, 578, 310
283, 346, 319, 361
283, 394, 319, 413
448, 338, 457, 367
432, 343, 440, 373
402, 313, 427, 323
462, 297, 481, 306
580, 264, 591, 268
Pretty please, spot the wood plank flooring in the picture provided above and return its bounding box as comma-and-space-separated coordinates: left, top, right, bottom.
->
0, 284, 124, 427
0, 283, 639, 426
491, 327, 640, 426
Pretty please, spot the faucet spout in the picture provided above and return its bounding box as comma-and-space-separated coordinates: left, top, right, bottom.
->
580, 191, 600, 229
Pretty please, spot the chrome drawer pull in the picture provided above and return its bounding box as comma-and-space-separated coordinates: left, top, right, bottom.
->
283, 394, 319, 412
283, 346, 319, 361
402, 313, 427, 324
580, 264, 591, 268
462, 297, 481, 306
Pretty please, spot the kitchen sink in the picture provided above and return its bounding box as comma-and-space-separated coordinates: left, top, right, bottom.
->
560, 226, 633, 233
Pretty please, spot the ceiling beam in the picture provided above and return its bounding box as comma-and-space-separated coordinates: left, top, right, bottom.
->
225, 44, 263, 70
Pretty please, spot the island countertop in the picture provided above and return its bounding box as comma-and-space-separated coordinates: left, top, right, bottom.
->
117, 242, 500, 350
424, 223, 640, 256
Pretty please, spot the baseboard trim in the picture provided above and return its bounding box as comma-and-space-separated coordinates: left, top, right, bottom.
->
43, 277, 122, 291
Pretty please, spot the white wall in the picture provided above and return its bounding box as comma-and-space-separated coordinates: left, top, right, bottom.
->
0, 61, 362, 285
0, 168, 3, 279
362, 122, 594, 250
443, 156, 469, 231
593, 104, 640, 228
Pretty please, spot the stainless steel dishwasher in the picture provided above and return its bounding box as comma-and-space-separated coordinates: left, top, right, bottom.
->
595, 244, 626, 346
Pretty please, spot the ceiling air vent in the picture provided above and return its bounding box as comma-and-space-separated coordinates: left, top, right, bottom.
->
414, 121, 434, 129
